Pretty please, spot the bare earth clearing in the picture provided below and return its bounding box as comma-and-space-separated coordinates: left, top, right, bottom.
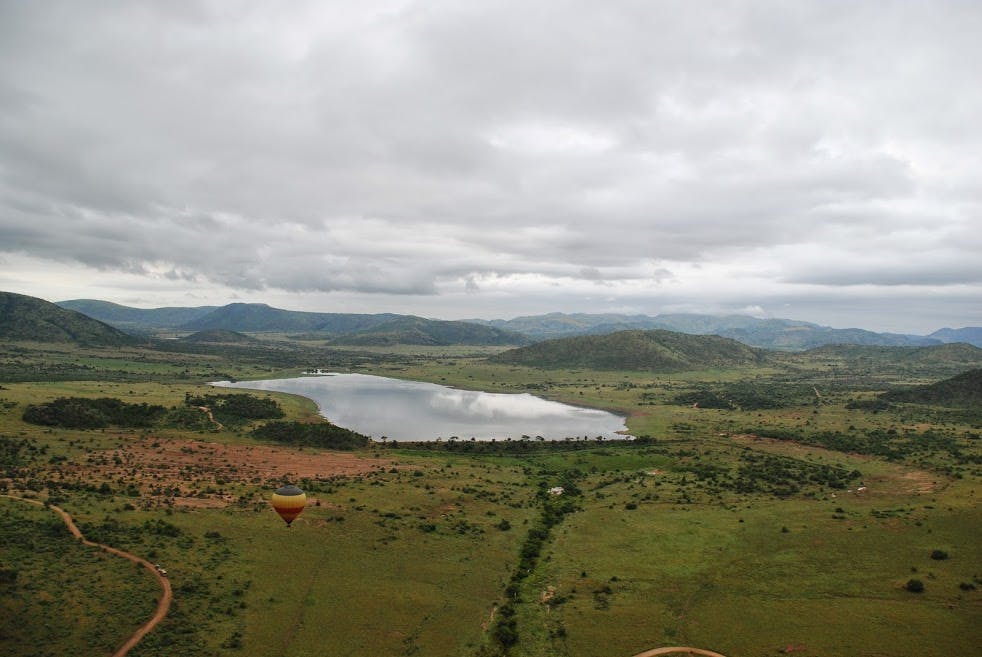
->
64, 437, 399, 507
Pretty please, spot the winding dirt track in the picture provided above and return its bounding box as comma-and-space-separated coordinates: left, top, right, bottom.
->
1, 494, 172, 657
631, 647, 728, 657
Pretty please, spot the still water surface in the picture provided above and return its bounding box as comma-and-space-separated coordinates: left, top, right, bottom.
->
214, 373, 629, 441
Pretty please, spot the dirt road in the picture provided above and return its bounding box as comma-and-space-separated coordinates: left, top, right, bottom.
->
631, 647, 728, 657
1, 494, 172, 657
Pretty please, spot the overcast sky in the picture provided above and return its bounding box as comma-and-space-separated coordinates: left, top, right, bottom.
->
1, 1, 979, 334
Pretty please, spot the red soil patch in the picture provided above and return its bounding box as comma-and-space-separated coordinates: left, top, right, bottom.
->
63, 437, 398, 507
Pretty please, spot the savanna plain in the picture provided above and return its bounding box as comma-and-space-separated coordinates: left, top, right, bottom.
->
1, 338, 980, 657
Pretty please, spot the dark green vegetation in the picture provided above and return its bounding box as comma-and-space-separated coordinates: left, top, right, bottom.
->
0, 326, 980, 657
251, 420, 369, 449
23, 397, 167, 429
491, 330, 762, 370
184, 393, 284, 423
0, 292, 135, 346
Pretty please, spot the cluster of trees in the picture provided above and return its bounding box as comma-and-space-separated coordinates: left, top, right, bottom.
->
251, 421, 369, 450
845, 398, 894, 412
23, 397, 166, 429
679, 451, 860, 497
0, 437, 39, 476
184, 393, 284, 425
391, 436, 651, 454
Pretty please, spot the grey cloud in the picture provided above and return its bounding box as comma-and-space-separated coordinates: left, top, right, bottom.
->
0, 1, 979, 327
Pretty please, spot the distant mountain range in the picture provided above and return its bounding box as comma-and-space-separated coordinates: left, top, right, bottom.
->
57, 299, 528, 347
468, 312, 964, 349
47, 297, 982, 350
56, 299, 217, 330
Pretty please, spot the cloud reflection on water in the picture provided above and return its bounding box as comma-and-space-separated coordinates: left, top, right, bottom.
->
216, 373, 628, 441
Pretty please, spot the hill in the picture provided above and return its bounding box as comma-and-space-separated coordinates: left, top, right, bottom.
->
180, 303, 401, 334
57, 299, 217, 330
329, 316, 528, 346
178, 329, 258, 344
489, 329, 763, 371
0, 292, 135, 346
796, 343, 982, 380
881, 369, 982, 407
929, 327, 982, 347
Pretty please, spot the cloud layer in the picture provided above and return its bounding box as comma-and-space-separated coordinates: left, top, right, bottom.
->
1, 1, 980, 332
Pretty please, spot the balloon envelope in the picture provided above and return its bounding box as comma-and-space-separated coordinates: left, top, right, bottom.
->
271, 484, 307, 526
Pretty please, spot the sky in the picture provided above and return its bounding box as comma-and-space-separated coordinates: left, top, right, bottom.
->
1, 1, 980, 334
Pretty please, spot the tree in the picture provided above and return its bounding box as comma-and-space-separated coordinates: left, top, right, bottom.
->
905, 579, 925, 593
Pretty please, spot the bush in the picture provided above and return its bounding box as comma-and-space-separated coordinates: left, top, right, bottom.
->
23, 397, 166, 429
905, 579, 925, 593
930, 549, 949, 560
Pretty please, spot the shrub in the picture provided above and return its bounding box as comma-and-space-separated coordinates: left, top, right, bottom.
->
905, 579, 925, 593
930, 549, 949, 560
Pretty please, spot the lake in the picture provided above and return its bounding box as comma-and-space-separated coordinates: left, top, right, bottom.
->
213, 373, 629, 442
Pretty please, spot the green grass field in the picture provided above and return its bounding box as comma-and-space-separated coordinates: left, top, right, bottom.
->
1, 341, 979, 656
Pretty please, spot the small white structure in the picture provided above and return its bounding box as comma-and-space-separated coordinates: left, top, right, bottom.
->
548, 486, 565, 496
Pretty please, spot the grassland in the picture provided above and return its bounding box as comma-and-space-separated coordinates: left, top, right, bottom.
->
0, 339, 979, 656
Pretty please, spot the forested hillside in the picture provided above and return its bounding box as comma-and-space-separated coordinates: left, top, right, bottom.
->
1, 292, 135, 346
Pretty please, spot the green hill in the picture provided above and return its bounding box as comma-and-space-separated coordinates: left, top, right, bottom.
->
489, 329, 763, 371
57, 299, 217, 330
805, 342, 982, 366
178, 329, 258, 344
329, 316, 528, 346
880, 369, 982, 407
0, 292, 135, 346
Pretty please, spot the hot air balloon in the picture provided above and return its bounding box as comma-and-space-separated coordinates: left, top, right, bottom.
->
271, 484, 307, 527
